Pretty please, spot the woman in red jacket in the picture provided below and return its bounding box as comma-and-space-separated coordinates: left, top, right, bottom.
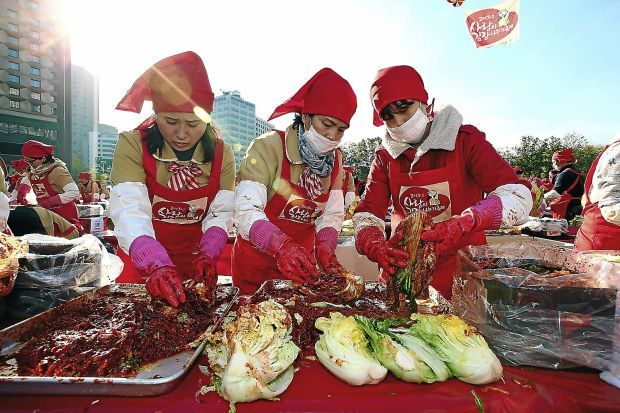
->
353, 65, 532, 298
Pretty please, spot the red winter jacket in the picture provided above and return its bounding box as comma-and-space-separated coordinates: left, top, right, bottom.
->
356, 125, 519, 221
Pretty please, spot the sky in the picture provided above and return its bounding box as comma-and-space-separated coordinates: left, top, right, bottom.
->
60, 0, 620, 149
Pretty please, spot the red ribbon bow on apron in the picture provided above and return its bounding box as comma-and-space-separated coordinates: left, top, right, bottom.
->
298, 168, 324, 201
167, 162, 203, 191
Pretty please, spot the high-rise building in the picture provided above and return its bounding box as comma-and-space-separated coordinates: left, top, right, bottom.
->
88, 123, 117, 174
255, 115, 274, 137
211, 90, 274, 166
0, 0, 71, 166
71, 64, 98, 171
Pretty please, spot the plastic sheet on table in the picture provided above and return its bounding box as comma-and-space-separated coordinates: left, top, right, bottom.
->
452, 240, 619, 373
4, 234, 123, 320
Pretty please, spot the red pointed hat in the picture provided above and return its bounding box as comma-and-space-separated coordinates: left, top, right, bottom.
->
268, 68, 357, 126
343, 165, 356, 174
552, 148, 576, 163
12, 159, 29, 171
116, 51, 214, 114
22, 140, 55, 158
370, 65, 428, 126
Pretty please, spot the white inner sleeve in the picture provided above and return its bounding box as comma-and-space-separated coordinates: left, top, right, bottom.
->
352, 211, 386, 238
59, 182, 80, 203
17, 176, 36, 205
110, 182, 155, 253
315, 190, 345, 233
0, 192, 9, 232
489, 183, 533, 228
544, 189, 561, 203
92, 192, 101, 202
344, 191, 356, 209
202, 189, 235, 232
234, 180, 268, 240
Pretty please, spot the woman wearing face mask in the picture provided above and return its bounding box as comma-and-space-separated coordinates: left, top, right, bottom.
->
110, 51, 235, 308
16, 140, 82, 230
353, 65, 532, 298
231, 68, 356, 295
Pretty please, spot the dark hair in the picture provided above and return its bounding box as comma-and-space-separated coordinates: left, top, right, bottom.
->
8, 206, 47, 236
293, 113, 313, 130
379, 99, 415, 122
145, 122, 216, 163
43, 154, 54, 164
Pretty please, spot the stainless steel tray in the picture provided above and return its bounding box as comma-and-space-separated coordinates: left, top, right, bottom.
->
0, 283, 238, 396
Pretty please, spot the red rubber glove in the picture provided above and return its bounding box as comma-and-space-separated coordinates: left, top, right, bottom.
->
421, 195, 503, 256
315, 227, 340, 271
249, 219, 318, 283
17, 184, 31, 205
192, 254, 217, 284
145, 266, 186, 308
275, 238, 318, 284
37, 194, 62, 209
356, 225, 409, 276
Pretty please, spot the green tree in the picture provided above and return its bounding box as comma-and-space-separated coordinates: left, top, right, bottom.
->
499, 133, 604, 178
341, 136, 382, 181
70, 154, 89, 179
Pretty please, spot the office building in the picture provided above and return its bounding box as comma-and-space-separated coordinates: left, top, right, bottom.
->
88, 123, 117, 173
0, 0, 71, 166
71, 64, 98, 169
211, 90, 273, 166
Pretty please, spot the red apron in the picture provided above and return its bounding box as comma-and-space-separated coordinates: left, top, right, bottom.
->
574, 146, 620, 251
549, 168, 584, 219
342, 171, 351, 198
29, 166, 81, 230
231, 131, 341, 295
385, 140, 486, 299
116, 138, 224, 283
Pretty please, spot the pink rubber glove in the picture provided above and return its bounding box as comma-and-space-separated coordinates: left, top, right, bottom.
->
421, 195, 503, 256
129, 235, 186, 307
37, 194, 61, 209
17, 184, 31, 205
315, 227, 340, 271
192, 226, 227, 285
249, 219, 318, 283
355, 225, 409, 276
145, 266, 186, 308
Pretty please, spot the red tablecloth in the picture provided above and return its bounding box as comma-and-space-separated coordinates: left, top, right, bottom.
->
1, 358, 617, 413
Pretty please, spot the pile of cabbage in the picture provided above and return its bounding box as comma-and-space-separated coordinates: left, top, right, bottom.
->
200, 300, 300, 410
315, 312, 502, 386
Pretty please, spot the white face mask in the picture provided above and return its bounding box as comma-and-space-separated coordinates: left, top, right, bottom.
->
303, 125, 340, 154
386, 107, 430, 144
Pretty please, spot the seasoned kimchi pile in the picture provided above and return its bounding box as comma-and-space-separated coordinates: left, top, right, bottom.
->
8, 287, 226, 377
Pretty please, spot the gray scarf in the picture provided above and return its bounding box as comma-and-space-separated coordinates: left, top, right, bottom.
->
297, 127, 335, 177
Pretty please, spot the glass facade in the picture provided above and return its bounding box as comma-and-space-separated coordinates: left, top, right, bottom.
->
211, 91, 258, 167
